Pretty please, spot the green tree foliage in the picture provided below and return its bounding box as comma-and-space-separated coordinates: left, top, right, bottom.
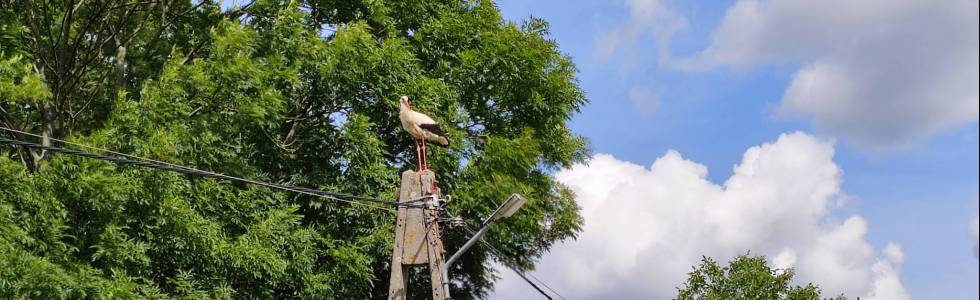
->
676, 254, 847, 300
0, 0, 587, 298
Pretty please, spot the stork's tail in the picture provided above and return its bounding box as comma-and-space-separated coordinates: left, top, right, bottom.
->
418, 124, 450, 147
432, 136, 450, 147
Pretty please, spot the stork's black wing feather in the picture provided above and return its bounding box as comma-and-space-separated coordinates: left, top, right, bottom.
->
419, 123, 447, 137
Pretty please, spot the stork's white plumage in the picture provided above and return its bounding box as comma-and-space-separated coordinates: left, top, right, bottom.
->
399, 95, 448, 171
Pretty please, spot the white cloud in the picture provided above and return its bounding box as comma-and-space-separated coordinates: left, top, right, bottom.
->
864, 243, 909, 300
602, 0, 979, 149
629, 86, 661, 115
675, 0, 980, 149
596, 0, 686, 59
492, 132, 907, 299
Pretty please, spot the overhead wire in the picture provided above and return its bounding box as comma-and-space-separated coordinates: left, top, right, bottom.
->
448, 210, 567, 300
471, 229, 566, 300
0, 127, 420, 211
1, 126, 566, 297
478, 239, 565, 300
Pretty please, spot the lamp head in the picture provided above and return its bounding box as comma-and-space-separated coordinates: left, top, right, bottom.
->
493, 194, 526, 220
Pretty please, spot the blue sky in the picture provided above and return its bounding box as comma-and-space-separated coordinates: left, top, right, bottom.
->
491, 0, 979, 299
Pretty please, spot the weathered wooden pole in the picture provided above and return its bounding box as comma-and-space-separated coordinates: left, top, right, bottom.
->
388, 170, 448, 300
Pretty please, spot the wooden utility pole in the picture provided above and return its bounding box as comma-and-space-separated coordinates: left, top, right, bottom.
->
389, 170, 448, 300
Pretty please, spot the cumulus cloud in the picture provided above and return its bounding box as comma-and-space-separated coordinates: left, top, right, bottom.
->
492, 132, 907, 299
863, 243, 909, 300
604, 0, 979, 149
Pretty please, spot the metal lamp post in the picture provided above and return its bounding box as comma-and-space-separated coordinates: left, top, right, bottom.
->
441, 194, 527, 299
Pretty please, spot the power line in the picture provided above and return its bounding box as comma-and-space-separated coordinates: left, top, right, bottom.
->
2, 127, 567, 298
0, 128, 422, 211
0, 135, 401, 211
481, 239, 554, 299
1, 127, 407, 208
450, 213, 567, 300
479, 239, 565, 300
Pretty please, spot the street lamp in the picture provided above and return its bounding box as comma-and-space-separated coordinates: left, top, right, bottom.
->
442, 194, 527, 299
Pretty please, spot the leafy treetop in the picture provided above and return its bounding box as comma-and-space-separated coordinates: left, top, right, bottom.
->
677, 254, 848, 300
0, 0, 587, 298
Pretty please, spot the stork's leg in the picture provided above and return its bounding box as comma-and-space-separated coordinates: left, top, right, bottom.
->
421, 142, 428, 171
415, 139, 423, 171
422, 140, 429, 170
419, 140, 426, 171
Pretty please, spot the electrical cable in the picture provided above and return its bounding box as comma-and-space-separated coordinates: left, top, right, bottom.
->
447, 210, 567, 300
1, 127, 566, 298
0, 127, 423, 210
478, 239, 564, 300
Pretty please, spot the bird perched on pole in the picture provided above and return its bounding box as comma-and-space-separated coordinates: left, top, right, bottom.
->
398, 95, 449, 171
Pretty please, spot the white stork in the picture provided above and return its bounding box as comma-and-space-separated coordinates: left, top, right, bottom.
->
398, 95, 449, 171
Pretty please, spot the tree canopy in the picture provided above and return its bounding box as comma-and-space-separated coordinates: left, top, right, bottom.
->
0, 0, 587, 298
676, 254, 847, 300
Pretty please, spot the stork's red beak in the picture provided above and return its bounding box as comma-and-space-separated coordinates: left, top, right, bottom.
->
400, 95, 410, 106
